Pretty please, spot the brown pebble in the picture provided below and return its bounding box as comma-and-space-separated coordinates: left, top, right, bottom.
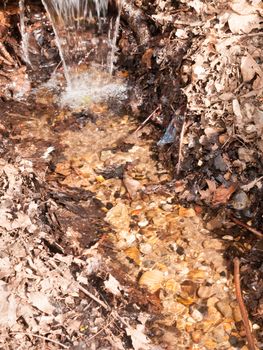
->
232, 305, 242, 322
191, 330, 202, 343
197, 286, 213, 299
216, 300, 232, 318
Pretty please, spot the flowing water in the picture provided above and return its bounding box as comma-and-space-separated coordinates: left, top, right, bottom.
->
19, 0, 125, 108
19, 0, 31, 66
41, 0, 124, 105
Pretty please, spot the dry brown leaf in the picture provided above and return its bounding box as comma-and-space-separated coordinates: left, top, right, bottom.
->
126, 324, 151, 350
139, 270, 164, 293
228, 13, 260, 34
142, 48, 154, 69
200, 180, 236, 206
125, 246, 141, 265
104, 274, 122, 296
241, 54, 263, 82
29, 292, 55, 315
212, 184, 237, 206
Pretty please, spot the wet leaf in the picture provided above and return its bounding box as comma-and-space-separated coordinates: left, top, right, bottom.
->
139, 270, 164, 293
125, 246, 141, 265
104, 274, 122, 296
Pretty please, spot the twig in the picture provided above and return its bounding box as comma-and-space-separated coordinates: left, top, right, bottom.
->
48, 259, 110, 311
134, 106, 160, 133
86, 314, 114, 342
10, 332, 69, 349
233, 258, 256, 350
231, 217, 263, 239
176, 119, 188, 175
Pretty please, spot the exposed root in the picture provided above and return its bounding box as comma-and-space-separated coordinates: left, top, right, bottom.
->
233, 258, 257, 350
122, 0, 151, 46
231, 217, 263, 239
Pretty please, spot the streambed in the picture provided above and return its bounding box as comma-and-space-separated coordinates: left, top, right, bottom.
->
0, 1, 263, 349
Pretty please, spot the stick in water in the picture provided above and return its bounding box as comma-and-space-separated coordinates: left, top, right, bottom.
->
233, 257, 256, 350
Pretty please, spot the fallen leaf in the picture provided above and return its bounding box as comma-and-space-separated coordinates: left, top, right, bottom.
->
104, 274, 122, 296
228, 13, 260, 34
29, 292, 55, 315
126, 324, 151, 350
139, 270, 164, 293
125, 246, 141, 265
212, 184, 236, 206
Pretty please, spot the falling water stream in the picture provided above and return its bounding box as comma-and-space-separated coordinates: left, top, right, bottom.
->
19, 0, 126, 108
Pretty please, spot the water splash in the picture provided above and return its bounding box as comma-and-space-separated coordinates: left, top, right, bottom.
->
41, 0, 122, 89
19, 0, 32, 66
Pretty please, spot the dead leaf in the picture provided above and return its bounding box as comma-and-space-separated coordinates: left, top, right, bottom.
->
29, 292, 55, 315
241, 54, 263, 82
142, 48, 154, 69
104, 274, 122, 296
212, 184, 236, 206
139, 270, 164, 293
228, 13, 260, 34
200, 180, 236, 206
126, 324, 151, 350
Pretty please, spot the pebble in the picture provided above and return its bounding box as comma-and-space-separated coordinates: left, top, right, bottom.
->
216, 300, 233, 318
191, 309, 203, 322
197, 286, 213, 299
138, 219, 149, 228
232, 305, 242, 322
222, 235, 234, 241
232, 191, 250, 210
202, 239, 223, 250
139, 243, 152, 254
212, 324, 226, 343
191, 330, 202, 343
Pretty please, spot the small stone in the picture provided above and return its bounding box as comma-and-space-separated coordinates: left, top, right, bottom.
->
232, 191, 250, 210
191, 330, 202, 343
232, 305, 242, 322
212, 324, 226, 343
202, 239, 223, 250
222, 235, 234, 241
161, 203, 173, 212
191, 309, 203, 322
216, 300, 232, 318
197, 286, 213, 299
138, 219, 149, 228
139, 243, 152, 254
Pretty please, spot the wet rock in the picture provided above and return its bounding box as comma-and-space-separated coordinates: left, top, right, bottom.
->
214, 154, 227, 171
231, 191, 250, 210
212, 324, 226, 343
197, 286, 213, 299
191, 330, 202, 344
105, 203, 130, 232
191, 309, 203, 322
216, 300, 232, 318
139, 270, 164, 293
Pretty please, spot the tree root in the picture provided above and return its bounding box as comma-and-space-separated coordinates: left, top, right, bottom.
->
122, 1, 151, 46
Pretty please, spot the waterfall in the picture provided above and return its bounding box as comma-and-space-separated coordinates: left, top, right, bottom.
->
40, 0, 122, 89
19, 0, 32, 66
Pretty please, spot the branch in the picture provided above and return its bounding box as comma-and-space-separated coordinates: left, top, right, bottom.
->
233, 257, 257, 350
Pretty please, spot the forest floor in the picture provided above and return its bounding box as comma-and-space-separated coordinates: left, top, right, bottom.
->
0, 0, 262, 349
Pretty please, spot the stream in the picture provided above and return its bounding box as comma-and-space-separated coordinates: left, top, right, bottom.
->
0, 0, 260, 349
